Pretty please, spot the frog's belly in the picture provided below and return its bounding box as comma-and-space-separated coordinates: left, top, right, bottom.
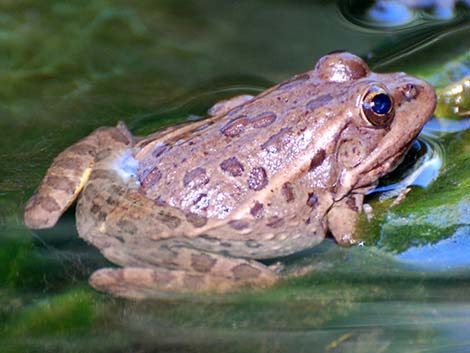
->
185, 225, 326, 259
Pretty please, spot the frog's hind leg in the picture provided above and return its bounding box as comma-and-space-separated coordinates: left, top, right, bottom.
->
88, 245, 278, 299
75, 166, 277, 298
24, 122, 133, 229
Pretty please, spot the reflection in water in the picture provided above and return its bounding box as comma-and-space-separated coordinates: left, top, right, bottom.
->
372, 115, 469, 196
341, 0, 470, 28
424, 117, 470, 132
368, 0, 416, 25
398, 225, 470, 269
368, 0, 470, 22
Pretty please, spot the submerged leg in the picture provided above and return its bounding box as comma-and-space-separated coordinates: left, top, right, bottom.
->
24, 122, 133, 229
89, 246, 278, 299
73, 162, 278, 298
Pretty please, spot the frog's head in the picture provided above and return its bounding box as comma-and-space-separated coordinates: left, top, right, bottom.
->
314, 52, 437, 199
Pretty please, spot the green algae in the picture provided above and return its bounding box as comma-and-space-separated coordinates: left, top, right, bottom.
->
358, 129, 470, 253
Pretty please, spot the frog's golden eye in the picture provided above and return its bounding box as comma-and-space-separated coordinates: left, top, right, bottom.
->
361, 87, 394, 126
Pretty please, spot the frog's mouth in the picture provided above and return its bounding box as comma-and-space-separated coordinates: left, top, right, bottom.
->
335, 135, 418, 201
379, 138, 415, 170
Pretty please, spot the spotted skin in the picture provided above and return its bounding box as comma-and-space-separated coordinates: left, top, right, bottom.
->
24, 52, 436, 299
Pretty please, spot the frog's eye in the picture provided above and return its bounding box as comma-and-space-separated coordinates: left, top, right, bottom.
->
361, 87, 394, 126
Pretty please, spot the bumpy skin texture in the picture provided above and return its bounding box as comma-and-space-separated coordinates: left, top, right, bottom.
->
24, 52, 436, 299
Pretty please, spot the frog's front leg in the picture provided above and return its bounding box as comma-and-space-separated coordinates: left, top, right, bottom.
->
89, 246, 278, 299
24, 122, 133, 229
327, 194, 364, 245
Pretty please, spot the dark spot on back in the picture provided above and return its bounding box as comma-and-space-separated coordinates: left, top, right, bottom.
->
306, 193, 318, 208
278, 73, 310, 90
193, 193, 209, 211
183, 167, 209, 189
281, 182, 295, 203
157, 210, 182, 229
227, 105, 244, 117
251, 112, 277, 128
229, 219, 250, 230
261, 127, 292, 152
186, 212, 208, 228
141, 167, 163, 189
266, 216, 284, 228
309, 149, 326, 171
220, 115, 250, 137
250, 201, 264, 218
306, 94, 333, 111
247, 167, 268, 191
191, 253, 217, 273
232, 263, 261, 279
152, 143, 170, 159
194, 122, 212, 132
220, 157, 244, 177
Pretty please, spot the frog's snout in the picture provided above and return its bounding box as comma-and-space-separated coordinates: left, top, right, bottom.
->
393, 78, 436, 125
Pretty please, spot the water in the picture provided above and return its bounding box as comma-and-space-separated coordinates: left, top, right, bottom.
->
1, 1, 470, 352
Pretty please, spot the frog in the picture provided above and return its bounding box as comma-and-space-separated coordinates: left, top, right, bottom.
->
23, 52, 436, 299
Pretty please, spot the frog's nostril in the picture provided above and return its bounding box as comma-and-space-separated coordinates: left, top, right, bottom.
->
400, 83, 420, 102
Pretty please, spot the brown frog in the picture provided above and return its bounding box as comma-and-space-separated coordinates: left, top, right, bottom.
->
23, 52, 436, 299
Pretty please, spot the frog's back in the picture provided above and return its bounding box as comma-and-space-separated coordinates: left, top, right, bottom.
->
134, 72, 347, 222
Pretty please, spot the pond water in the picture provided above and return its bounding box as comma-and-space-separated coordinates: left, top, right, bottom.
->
1, 1, 470, 352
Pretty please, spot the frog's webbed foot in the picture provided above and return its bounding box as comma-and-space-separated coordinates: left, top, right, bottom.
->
89, 246, 277, 299
208, 94, 254, 117
327, 194, 364, 245
24, 122, 133, 229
